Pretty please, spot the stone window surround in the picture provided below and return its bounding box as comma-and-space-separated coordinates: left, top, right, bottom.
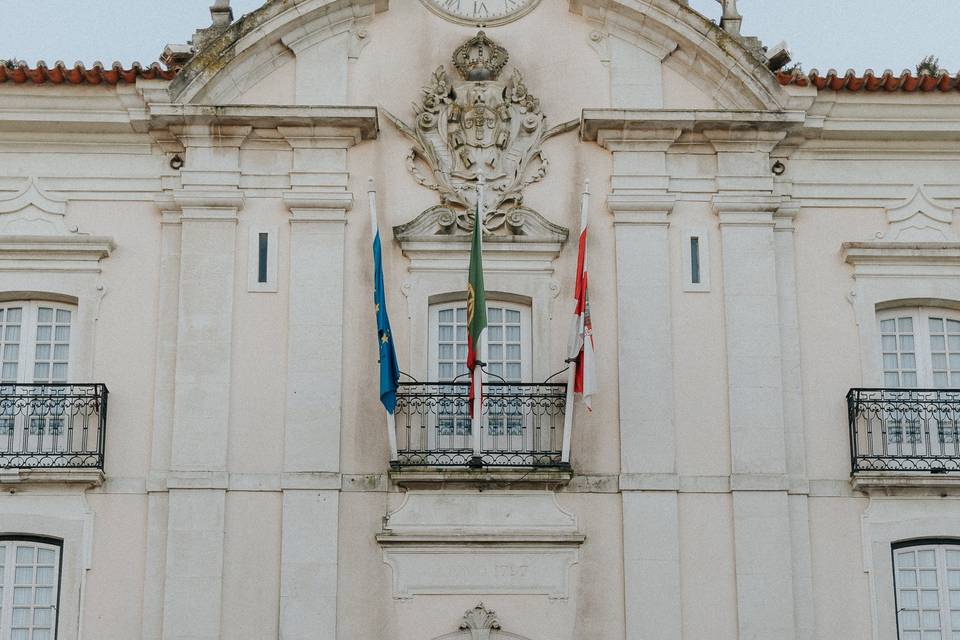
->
862, 501, 960, 640
845, 244, 960, 493
0, 509, 91, 640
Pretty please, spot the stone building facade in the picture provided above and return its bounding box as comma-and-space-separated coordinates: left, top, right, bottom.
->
1, 1, 960, 638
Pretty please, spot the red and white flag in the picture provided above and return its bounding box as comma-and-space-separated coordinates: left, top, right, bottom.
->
567, 181, 597, 410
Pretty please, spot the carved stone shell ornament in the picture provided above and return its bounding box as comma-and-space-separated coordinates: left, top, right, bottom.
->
385, 31, 573, 241
431, 603, 534, 640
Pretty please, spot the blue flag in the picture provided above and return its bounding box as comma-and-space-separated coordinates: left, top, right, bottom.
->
373, 231, 400, 413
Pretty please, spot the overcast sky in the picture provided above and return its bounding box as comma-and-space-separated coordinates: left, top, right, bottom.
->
0, 1, 957, 74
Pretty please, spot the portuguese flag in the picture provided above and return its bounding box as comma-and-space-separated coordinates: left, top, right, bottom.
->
466, 203, 487, 418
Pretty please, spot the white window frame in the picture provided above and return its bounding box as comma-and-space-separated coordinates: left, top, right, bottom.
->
878, 307, 960, 389
428, 300, 532, 383
0, 537, 62, 640
427, 300, 534, 451
892, 541, 960, 640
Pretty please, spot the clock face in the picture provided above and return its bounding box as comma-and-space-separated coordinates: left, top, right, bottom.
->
421, 0, 541, 26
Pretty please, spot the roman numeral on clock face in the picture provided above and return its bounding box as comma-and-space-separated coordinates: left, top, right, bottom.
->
426, 0, 536, 24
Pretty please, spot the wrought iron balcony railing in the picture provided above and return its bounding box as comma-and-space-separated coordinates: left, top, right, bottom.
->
848, 388, 960, 474
0, 384, 107, 470
394, 381, 566, 468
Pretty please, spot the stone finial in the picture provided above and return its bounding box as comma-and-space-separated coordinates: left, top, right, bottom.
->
210, 0, 234, 27
718, 0, 742, 36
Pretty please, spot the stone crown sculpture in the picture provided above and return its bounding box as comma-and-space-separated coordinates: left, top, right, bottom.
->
385, 31, 573, 241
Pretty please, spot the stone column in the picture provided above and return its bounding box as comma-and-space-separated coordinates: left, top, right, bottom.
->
161, 125, 249, 640
709, 129, 797, 640
601, 128, 682, 640
277, 126, 360, 640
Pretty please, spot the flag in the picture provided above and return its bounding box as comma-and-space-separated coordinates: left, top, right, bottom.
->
466, 201, 487, 417
567, 198, 597, 410
373, 230, 400, 414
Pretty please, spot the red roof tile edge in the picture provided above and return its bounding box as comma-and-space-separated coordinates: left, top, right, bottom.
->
0, 61, 179, 85
777, 70, 960, 92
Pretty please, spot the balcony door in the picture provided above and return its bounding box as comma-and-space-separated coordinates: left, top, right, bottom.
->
878, 308, 960, 458
429, 301, 532, 453
0, 302, 73, 459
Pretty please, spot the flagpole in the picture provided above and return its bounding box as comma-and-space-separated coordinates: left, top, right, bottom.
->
562, 179, 590, 465
369, 177, 399, 462
471, 176, 486, 465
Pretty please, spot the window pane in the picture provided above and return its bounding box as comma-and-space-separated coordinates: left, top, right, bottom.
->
36, 308, 52, 323
13, 587, 31, 604
488, 307, 502, 323
881, 319, 896, 332
919, 550, 937, 567
932, 336, 947, 352
456, 307, 466, 322
900, 317, 915, 332
901, 335, 915, 351
883, 335, 898, 351
55, 309, 70, 324
54, 326, 69, 342
53, 344, 68, 360
33, 363, 49, 381
507, 309, 521, 323
35, 326, 50, 342
15, 546, 33, 563
34, 587, 53, 606
438, 309, 452, 322
931, 318, 946, 332
488, 326, 502, 342
34, 345, 50, 361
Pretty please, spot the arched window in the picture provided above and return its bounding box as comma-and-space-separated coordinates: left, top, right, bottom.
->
879, 307, 960, 388
0, 301, 74, 384
893, 540, 960, 639
0, 537, 61, 640
428, 300, 532, 382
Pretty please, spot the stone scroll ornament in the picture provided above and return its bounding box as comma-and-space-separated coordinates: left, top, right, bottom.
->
385, 31, 575, 238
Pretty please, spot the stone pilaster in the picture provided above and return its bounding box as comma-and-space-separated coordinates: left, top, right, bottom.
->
601, 128, 682, 640
775, 202, 816, 640
277, 126, 360, 640
709, 128, 797, 640
161, 125, 249, 640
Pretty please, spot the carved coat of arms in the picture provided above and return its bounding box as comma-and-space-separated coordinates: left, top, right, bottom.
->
385, 31, 573, 238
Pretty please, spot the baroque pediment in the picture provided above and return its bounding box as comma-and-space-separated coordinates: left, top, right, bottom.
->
384, 31, 572, 242
878, 186, 957, 242
0, 179, 70, 235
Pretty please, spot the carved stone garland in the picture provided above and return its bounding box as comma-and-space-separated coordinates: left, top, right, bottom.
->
385, 31, 572, 241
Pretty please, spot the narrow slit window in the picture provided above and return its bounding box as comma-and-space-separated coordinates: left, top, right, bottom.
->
248, 226, 278, 292
690, 236, 701, 285
257, 233, 269, 284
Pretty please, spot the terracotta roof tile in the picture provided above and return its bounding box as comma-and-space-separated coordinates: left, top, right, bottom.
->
0, 61, 178, 85
777, 69, 960, 92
